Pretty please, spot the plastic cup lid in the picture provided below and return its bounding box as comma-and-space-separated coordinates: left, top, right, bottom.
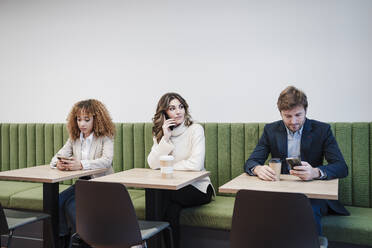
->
269, 158, 281, 163
159, 155, 174, 161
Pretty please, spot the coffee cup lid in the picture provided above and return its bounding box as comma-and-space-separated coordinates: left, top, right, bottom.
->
269, 158, 281, 163
159, 155, 174, 161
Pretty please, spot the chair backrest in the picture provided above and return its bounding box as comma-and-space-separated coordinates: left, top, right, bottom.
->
75, 180, 142, 248
230, 190, 320, 248
0, 203, 10, 235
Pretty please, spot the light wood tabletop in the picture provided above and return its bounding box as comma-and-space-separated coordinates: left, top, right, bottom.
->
219, 173, 338, 200
0, 165, 108, 183
0, 164, 109, 248
91, 168, 210, 190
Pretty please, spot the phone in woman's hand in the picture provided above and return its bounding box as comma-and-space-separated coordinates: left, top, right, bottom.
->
164, 113, 175, 130
57, 156, 73, 164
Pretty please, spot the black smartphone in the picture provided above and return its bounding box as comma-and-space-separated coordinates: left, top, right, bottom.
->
286, 157, 302, 170
57, 156, 73, 161
164, 113, 175, 130
57, 156, 73, 164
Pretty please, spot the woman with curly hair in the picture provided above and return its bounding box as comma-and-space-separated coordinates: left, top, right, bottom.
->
50, 99, 115, 247
147, 92, 214, 248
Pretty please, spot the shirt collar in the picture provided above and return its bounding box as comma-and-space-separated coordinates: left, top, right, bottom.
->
285, 125, 303, 137
80, 132, 94, 143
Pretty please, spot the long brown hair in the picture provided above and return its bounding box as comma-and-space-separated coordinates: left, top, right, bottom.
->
66, 99, 115, 140
152, 93, 193, 143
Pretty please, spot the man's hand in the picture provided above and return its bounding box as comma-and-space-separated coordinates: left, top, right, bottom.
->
253, 165, 276, 181
290, 161, 320, 181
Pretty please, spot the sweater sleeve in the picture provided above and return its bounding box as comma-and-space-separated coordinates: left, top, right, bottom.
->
173, 125, 205, 171
147, 136, 175, 169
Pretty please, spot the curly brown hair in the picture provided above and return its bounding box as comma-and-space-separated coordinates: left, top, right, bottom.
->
152, 92, 193, 143
277, 86, 308, 112
66, 99, 115, 140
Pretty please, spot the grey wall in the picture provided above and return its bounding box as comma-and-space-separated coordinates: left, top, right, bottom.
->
0, 0, 371, 123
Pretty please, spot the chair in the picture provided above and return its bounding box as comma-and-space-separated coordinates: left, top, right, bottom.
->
70, 179, 173, 248
0, 203, 54, 248
230, 190, 321, 248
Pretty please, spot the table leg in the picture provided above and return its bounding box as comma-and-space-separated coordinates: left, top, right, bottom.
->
145, 188, 166, 248
145, 188, 165, 221
43, 182, 59, 248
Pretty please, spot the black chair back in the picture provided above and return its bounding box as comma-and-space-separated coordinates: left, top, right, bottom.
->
75, 180, 142, 248
0, 203, 10, 235
230, 190, 320, 248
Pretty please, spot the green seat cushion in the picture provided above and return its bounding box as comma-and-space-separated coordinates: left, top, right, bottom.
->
9, 184, 71, 211
0, 181, 41, 207
128, 189, 145, 201
127, 189, 146, 220
127, 193, 235, 227
323, 206, 372, 246
180, 196, 235, 230
132, 195, 145, 220
9, 187, 146, 211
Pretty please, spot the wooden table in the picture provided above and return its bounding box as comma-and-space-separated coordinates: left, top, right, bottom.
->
0, 165, 108, 248
219, 173, 338, 200
92, 168, 210, 218
92, 168, 210, 248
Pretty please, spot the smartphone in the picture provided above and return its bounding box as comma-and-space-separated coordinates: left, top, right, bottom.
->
57, 156, 73, 161
286, 157, 302, 170
164, 113, 175, 130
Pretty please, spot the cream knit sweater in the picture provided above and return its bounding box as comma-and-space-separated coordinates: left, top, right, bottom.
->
147, 122, 212, 194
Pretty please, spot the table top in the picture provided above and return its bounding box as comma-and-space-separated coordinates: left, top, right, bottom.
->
0, 165, 108, 183
91, 168, 210, 190
219, 173, 338, 200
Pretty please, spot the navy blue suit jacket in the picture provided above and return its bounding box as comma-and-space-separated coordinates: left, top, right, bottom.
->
244, 118, 349, 215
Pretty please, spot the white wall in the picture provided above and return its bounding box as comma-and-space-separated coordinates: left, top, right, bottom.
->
0, 0, 371, 123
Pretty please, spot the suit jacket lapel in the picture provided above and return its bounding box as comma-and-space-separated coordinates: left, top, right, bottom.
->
276, 121, 288, 173
276, 121, 288, 158
301, 118, 312, 161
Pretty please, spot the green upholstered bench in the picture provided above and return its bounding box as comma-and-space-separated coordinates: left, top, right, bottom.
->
1, 122, 372, 246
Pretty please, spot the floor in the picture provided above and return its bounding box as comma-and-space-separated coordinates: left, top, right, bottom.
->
1, 222, 371, 248
0, 221, 42, 248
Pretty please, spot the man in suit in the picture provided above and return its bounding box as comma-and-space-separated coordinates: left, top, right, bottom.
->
244, 86, 349, 237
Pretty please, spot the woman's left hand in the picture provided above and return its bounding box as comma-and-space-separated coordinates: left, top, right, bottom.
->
62, 158, 83, 171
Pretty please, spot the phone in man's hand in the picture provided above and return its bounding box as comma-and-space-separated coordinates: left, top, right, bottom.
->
286, 157, 302, 170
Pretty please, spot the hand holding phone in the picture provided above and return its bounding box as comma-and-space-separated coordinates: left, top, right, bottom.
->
162, 114, 176, 141
164, 113, 175, 130
286, 157, 302, 170
57, 156, 73, 164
